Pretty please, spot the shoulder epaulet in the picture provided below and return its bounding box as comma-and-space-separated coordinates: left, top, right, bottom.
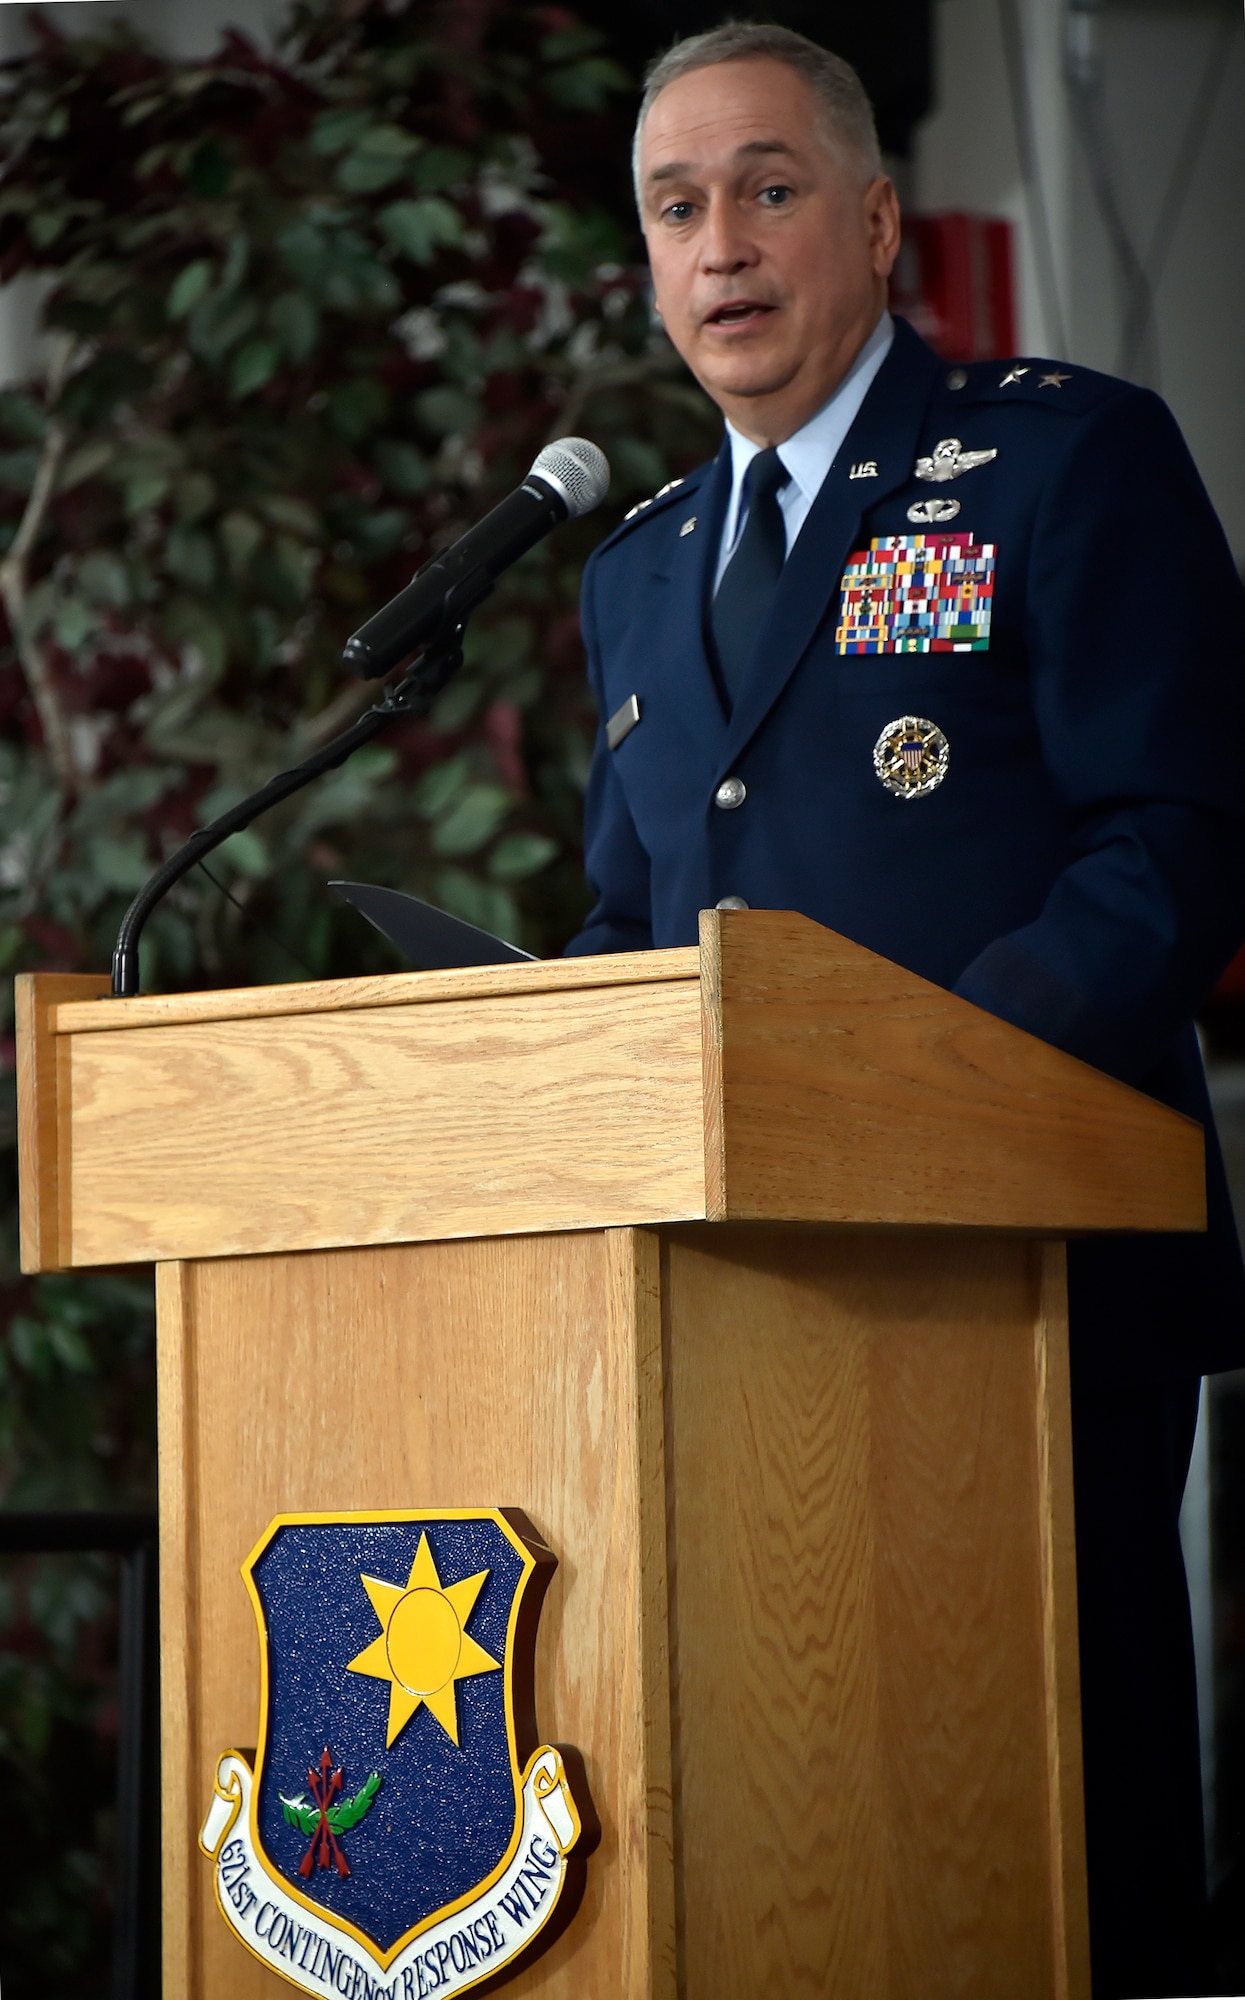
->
588, 464, 714, 562
622, 476, 686, 522
932, 356, 1132, 412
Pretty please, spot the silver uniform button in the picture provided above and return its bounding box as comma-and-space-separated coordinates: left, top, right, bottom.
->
714, 775, 746, 810
715, 895, 749, 910
946, 367, 968, 390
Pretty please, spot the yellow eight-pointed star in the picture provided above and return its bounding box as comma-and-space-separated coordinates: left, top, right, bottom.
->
347, 1533, 500, 1749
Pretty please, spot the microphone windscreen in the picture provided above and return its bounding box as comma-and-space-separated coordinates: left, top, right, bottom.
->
529, 437, 610, 517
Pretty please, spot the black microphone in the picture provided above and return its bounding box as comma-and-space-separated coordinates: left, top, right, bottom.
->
343, 436, 611, 678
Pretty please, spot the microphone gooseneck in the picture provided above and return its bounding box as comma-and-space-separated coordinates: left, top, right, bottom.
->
110, 437, 611, 996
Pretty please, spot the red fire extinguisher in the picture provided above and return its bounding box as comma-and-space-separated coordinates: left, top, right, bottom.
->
890, 212, 1017, 361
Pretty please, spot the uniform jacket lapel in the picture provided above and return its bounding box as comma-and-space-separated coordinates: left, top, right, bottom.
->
647, 443, 733, 744
716, 319, 945, 776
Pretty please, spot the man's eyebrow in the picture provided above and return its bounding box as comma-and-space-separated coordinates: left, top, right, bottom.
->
645, 138, 798, 186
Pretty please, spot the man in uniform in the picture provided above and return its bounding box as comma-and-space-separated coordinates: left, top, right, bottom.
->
565, 22, 1245, 1995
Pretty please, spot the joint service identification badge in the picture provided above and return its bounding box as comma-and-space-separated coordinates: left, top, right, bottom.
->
873, 715, 951, 798
200, 1509, 598, 1999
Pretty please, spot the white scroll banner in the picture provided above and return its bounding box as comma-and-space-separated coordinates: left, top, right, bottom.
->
200, 1746, 581, 1999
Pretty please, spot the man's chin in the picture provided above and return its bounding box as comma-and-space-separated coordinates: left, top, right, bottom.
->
690, 341, 798, 400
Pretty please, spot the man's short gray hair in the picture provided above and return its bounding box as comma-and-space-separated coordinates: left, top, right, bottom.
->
632, 22, 883, 204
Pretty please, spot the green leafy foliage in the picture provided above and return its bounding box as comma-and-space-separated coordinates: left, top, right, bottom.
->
0, 0, 716, 987
282, 1793, 319, 1835
281, 1767, 382, 1834
0, 1, 718, 1988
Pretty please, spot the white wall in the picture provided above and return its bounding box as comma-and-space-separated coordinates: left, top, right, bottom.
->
0, 0, 282, 56
917, 1, 1245, 1868
914, 0, 1245, 562
915, 0, 1071, 356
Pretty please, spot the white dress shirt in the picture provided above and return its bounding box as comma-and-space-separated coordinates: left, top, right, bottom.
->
713, 311, 895, 592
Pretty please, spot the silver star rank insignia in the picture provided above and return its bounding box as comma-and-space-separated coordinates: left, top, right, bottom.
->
999, 365, 1030, 386
1039, 370, 1071, 388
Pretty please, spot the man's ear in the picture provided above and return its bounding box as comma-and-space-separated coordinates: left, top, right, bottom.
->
866, 176, 902, 281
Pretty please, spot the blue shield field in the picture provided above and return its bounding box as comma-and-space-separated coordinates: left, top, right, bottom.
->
246, 1512, 531, 1955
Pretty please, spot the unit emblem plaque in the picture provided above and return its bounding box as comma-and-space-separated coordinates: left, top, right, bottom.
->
200, 1509, 597, 1998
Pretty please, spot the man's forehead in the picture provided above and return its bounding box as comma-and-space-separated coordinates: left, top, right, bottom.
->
644, 135, 800, 187
638, 60, 832, 184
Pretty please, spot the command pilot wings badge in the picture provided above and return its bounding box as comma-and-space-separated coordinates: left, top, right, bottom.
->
914, 437, 998, 483
199, 1510, 597, 1999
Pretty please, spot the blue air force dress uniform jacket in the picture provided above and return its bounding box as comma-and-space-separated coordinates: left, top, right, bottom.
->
566, 316, 1245, 1383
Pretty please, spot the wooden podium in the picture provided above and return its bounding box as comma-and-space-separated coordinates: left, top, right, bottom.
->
16, 908, 1205, 2000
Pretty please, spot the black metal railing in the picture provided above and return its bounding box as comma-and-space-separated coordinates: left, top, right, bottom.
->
0, 1511, 160, 2000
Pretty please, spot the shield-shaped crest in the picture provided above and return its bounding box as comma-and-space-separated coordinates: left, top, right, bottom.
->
199, 1509, 597, 1998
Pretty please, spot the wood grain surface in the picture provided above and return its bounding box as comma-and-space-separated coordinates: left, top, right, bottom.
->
13, 920, 1135, 1998
57, 980, 705, 1265
156, 1261, 203, 2000
19, 912, 1204, 1275
53, 947, 701, 1034
161, 1230, 675, 2000
700, 907, 1204, 1234
14, 970, 111, 1272
160, 1220, 1087, 1998
1032, 1244, 1091, 1998
661, 1224, 1089, 2000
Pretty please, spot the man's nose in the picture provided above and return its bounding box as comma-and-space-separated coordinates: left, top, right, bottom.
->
699, 197, 759, 273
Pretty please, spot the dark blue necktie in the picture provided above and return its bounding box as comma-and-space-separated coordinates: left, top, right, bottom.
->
710, 446, 791, 705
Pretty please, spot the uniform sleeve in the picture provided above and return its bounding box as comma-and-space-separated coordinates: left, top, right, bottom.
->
953, 387, 1245, 1082
563, 553, 654, 958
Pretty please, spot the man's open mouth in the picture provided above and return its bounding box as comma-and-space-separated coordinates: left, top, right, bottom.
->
706, 301, 774, 326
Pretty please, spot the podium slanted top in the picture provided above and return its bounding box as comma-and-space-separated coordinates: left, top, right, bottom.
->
16, 909, 1203, 1272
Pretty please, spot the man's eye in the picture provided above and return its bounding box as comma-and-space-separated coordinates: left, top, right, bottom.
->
758, 184, 794, 206
662, 200, 695, 223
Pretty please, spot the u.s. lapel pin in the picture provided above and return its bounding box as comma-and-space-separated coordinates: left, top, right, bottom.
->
679, 517, 697, 536
849, 460, 878, 480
